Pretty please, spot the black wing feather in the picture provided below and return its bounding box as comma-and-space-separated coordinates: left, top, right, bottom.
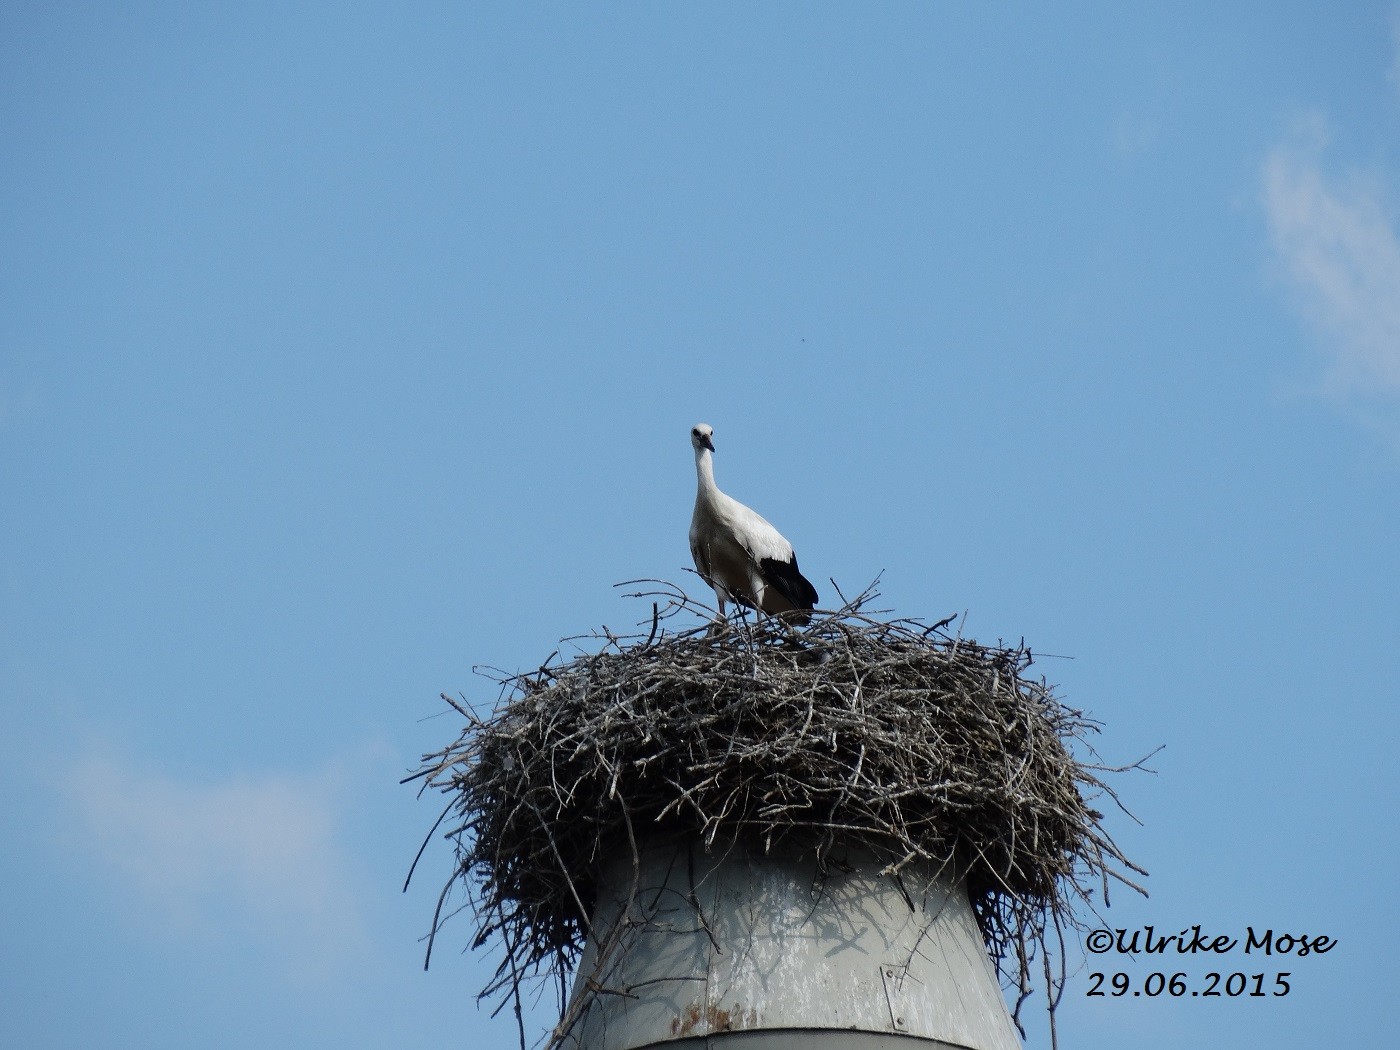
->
758, 556, 819, 610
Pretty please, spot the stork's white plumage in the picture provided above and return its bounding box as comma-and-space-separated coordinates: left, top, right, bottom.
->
688, 422, 819, 623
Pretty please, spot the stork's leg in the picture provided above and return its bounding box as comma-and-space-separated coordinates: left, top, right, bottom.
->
748, 572, 768, 617
705, 591, 728, 636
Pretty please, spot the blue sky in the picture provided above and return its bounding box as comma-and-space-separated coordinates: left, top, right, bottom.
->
3, 3, 1398, 1048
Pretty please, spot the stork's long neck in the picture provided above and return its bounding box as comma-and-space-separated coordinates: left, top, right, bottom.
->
694, 447, 718, 500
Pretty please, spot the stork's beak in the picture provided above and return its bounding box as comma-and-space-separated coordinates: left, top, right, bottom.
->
702, 435, 715, 452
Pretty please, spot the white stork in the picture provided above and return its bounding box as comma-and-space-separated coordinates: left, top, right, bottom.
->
688, 422, 819, 624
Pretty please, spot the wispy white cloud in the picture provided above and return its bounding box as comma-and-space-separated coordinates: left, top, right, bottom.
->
69, 749, 370, 983
1263, 115, 1400, 433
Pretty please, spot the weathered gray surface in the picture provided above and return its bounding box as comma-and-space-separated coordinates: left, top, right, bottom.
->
557, 840, 1020, 1050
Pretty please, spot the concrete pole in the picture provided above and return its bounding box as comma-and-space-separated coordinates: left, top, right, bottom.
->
556, 838, 1021, 1050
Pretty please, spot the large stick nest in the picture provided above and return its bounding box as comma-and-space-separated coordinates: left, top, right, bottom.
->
406, 582, 1148, 1042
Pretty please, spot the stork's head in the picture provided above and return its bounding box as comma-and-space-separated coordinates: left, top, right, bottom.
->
690, 422, 715, 453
